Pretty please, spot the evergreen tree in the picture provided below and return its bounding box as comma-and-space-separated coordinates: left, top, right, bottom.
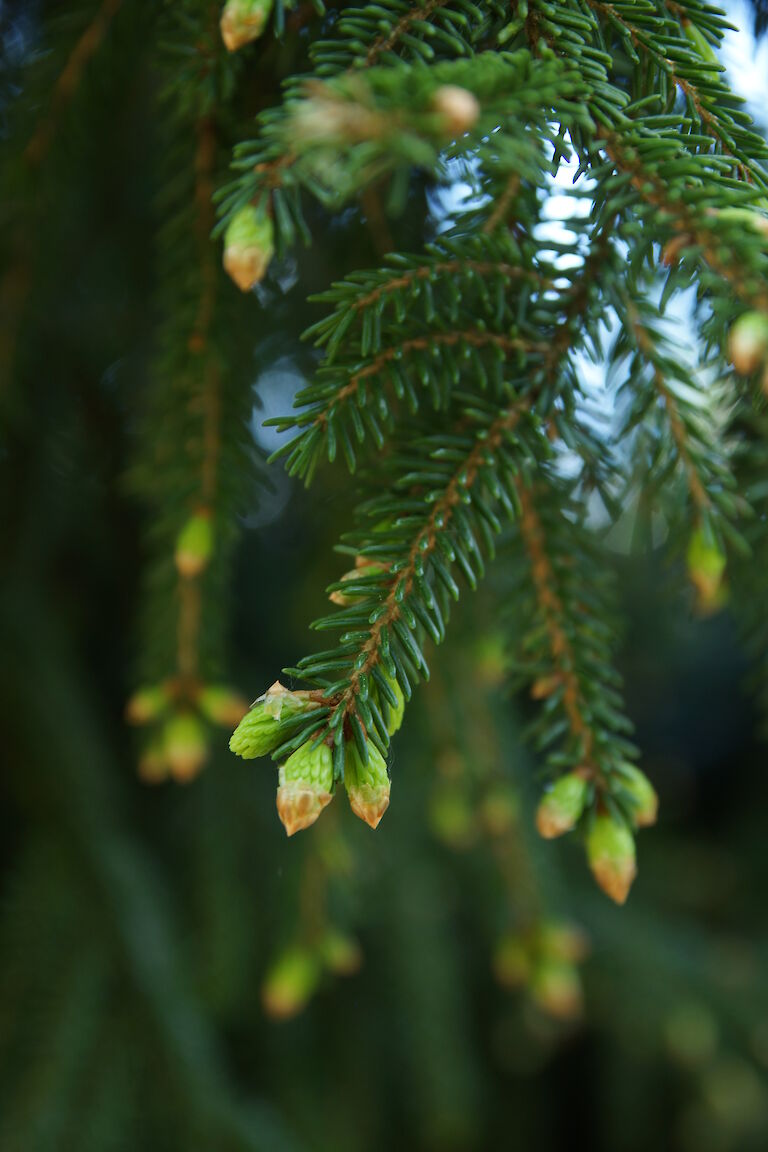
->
3, 3, 768, 1151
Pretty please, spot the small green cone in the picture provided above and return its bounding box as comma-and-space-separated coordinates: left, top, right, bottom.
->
198, 684, 249, 727
138, 734, 170, 785
382, 675, 405, 736
344, 741, 390, 829
223, 205, 274, 291
728, 311, 768, 376
277, 739, 334, 836
687, 525, 727, 614
535, 772, 589, 839
617, 763, 658, 829
220, 0, 274, 52
530, 959, 583, 1022
175, 511, 213, 578
319, 930, 363, 977
586, 812, 637, 905
261, 946, 320, 1019
163, 711, 208, 782
126, 682, 170, 725
229, 681, 311, 759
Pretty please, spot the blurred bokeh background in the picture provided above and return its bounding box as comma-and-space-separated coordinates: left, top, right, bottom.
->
2, 2, 768, 1150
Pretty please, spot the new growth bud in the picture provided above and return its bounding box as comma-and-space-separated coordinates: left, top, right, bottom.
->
530, 960, 583, 1021
382, 675, 405, 736
344, 741, 390, 829
198, 684, 249, 727
229, 681, 311, 759
320, 930, 363, 976
163, 711, 208, 782
125, 682, 170, 725
277, 739, 334, 836
175, 510, 213, 578
587, 811, 637, 905
220, 0, 274, 52
618, 763, 658, 829
432, 85, 480, 136
535, 771, 589, 839
261, 946, 320, 1019
687, 525, 727, 614
728, 311, 768, 376
223, 205, 274, 291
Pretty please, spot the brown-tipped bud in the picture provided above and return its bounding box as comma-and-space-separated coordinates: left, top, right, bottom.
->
530, 960, 583, 1022
276, 740, 334, 836
432, 85, 480, 136
319, 930, 363, 977
345, 742, 390, 829
261, 946, 320, 1019
163, 712, 208, 782
586, 812, 637, 904
728, 311, 768, 376
230, 681, 312, 760
617, 763, 658, 829
535, 772, 589, 839
687, 525, 727, 615
137, 735, 170, 785
223, 205, 274, 291
125, 682, 171, 725
538, 921, 590, 964
328, 560, 386, 606
492, 934, 531, 989
220, 0, 273, 52
197, 684, 249, 727
174, 510, 213, 578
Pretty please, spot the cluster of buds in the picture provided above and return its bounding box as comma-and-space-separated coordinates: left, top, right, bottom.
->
687, 524, 727, 615
230, 679, 399, 834
429, 766, 519, 850
127, 680, 248, 783
493, 920, 590, 1022
261, 928, 363, 1020
223, 204, 275, 292
220, 0, 274, 52
728, 310, 768, 392
535, 763, 657, 903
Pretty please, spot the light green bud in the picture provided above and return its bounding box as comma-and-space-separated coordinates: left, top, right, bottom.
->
261, 946, 320, 1019
687, 525, 727, 613
728, 311, 768, 376
530, 959, 583, 1021
197, 684, 248, 727
345, 741, 390, 830
163, 711, 208, 782
223, 205, 274, 291
126, 682, 171, 725
535, 771, 588, 839
319, 930, 363, 976
277, 739, 334, 836
175, 511, 213, 578
586, 812, 637, 905
229, 681, 310, 759
382, 675, 405, 735
220, 0, 274, 52
617, 763, 658, 829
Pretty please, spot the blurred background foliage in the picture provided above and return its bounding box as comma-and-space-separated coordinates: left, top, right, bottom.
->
3, 2, 768, 1151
